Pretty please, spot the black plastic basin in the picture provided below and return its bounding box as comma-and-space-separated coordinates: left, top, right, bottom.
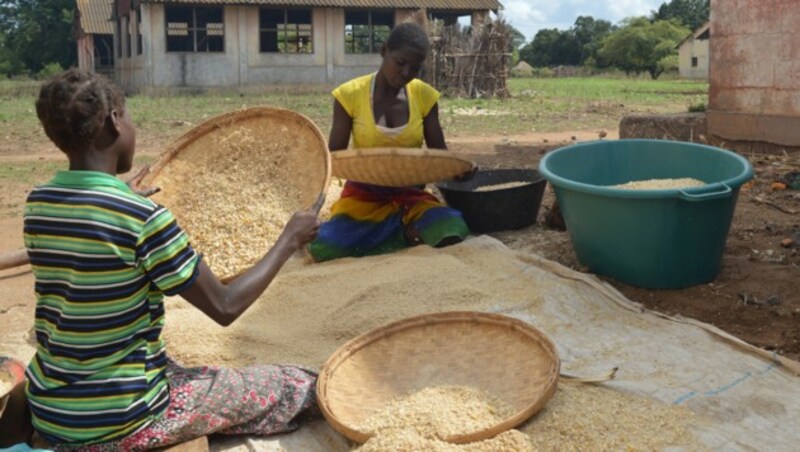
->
436, 169, 547, 233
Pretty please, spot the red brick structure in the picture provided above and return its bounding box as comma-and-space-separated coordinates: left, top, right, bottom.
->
708, 0, 800, 147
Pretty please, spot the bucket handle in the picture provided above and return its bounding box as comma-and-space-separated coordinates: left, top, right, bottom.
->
678, 183, 732, 202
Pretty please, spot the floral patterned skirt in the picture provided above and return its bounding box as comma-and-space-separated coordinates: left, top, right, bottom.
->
54, 359, 319, 451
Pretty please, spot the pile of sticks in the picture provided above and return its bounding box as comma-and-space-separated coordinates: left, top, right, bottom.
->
419, 14, 511, 99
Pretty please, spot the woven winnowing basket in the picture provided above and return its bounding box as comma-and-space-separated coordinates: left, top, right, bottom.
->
331, 147, 475, 187
141, 107, 330, 281
316, 311, 560, 444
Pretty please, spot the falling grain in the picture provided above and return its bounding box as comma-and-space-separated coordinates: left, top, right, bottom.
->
150, 113, 327, 280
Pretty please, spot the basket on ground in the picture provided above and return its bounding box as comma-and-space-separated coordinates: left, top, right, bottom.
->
437, 169, 548, 233
331, 147, 475, 187
539, 139, 753, 289
142, 107, 330, 281
316, 311, 560, 444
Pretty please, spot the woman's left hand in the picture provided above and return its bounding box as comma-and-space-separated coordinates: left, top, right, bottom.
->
454, 165, 478, 182
126, 165, 161, 198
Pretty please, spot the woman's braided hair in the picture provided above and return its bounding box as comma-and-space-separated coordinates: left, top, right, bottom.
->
35, 68, 125, 153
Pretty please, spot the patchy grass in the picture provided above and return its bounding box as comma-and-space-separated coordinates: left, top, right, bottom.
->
440, 77, 708, 136
0, 154, 154, 184
0, 161, 64, 184
0, 155, 155, 218
130, 89, 332, 146
0, 76, 708, 154
0, 77, 708, 218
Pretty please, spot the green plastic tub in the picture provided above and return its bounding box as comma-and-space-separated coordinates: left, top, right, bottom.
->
538, 139, 753, 289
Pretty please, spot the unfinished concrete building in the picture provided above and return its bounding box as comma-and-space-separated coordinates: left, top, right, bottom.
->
75, 0, 116, 77
109, 0, 500, 91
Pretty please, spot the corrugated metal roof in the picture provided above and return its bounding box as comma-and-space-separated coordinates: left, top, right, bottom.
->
140, 0, 501, 11
77, 0, 114, 35
676, 21, 710, 49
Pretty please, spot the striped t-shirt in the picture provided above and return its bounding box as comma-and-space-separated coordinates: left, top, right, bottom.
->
23, 171, 200, 445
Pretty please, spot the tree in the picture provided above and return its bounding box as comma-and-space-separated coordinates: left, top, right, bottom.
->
505, 24, 527, 67
520, 29, 557, 67
519, 28, 580, 68
598, 17, 689, 79
572, 16, 615, 65
0, 0, 77, 76
507, 25, 527, 50
651, 0, 710, 30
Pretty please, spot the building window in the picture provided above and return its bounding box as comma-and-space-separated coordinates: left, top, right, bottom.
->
165, 5, 224, 52
691, 57, 698, 67
345, 10, 393, 54
95, 35, 114, 70
259, 8, 313, 53
136, 7, 143, 55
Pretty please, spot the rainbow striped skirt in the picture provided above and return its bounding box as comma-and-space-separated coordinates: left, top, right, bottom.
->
308, 182, 469, 262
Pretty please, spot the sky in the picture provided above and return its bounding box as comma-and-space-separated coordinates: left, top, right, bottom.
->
496, 0, 669, 41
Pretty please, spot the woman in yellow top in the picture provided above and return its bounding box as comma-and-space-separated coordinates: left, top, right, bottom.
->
308, 22, 470, 262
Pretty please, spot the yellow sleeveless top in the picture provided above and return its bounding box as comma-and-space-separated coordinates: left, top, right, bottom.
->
332, 73, 441, 149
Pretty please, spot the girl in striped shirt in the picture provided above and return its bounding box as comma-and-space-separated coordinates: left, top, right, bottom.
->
17, 69, 322, 450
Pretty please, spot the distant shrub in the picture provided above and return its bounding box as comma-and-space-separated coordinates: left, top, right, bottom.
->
688, 102, 707, 113
37, 63, 64, 80
511, 67, 533, 78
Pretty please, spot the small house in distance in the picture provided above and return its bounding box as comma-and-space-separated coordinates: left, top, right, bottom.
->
677, 21, 709, 80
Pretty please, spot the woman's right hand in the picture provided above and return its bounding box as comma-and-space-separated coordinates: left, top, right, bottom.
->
282, 209, 321, 250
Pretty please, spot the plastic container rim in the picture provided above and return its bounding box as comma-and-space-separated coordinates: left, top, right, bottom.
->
436, 168, 546, 194
538, 139, 754, 199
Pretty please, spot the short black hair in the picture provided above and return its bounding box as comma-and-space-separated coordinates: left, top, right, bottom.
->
386, 22, 430, 54
35, 68, 125, 154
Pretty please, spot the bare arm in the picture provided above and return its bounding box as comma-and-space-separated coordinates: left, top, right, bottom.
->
424, 103, 475, 181
329, 99, 353, 151
423, 103, 447, 150
179, 208, 320, 327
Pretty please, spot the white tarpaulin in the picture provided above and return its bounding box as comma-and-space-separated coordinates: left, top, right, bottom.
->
189, 236, 800, 451
6, 236, 796, 450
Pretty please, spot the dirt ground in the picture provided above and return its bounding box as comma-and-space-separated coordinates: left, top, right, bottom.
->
451, 136, 800, 361
0, 131, 798, 364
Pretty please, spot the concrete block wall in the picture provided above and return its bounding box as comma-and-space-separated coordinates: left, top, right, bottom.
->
115, 5, 490, 92
709, 0, 800, 146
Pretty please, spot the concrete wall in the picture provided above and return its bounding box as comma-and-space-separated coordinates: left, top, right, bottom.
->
115, 6, 484, 91
77, 35, 93, 73
118, 6, 393, 90
678, 37, 709, 79
708, 0, 800, 146
145, 4, 242, 88
78, 34, 115, 77
113, 10, 146, 90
